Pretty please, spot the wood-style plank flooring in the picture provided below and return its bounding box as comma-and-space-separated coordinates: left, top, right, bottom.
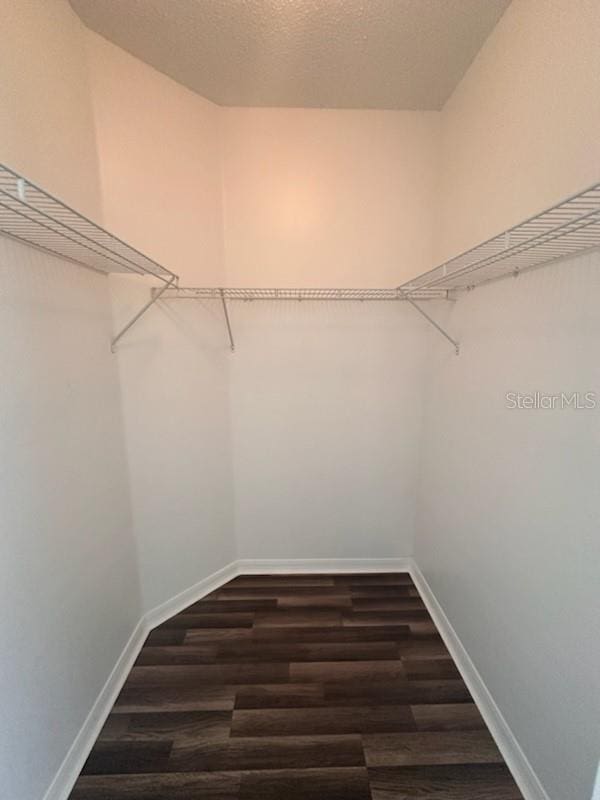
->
69, 573, 524, 799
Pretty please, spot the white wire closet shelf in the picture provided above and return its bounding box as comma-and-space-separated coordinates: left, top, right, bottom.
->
398, 181, 600, 295
155, 287, 447, 301
158, 180, 600, 305
2, 159, 599, 354
0, 163, 177, 284
155, 286, 459, 353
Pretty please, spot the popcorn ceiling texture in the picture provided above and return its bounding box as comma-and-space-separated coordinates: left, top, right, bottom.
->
70, 0, 510, 110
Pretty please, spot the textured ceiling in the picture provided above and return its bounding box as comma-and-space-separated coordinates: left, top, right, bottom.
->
71, 0, 510, 110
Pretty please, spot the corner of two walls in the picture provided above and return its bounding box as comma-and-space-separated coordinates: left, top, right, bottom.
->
0, 4, 143, 799
91, 37, 443, 583
86, 31, 238, 613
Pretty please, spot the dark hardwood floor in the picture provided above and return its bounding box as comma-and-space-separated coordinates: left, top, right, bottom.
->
69, 573, 524, 799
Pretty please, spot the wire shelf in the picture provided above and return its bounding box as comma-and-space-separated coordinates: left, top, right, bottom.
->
155, 286, 448, 301
399, 181, 600, 294
5, 157, 597, 355
0, 163, 177, 283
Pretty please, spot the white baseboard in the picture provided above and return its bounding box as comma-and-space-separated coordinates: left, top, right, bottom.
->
409, 561, 551, 800
236, 557, 412, 574
145, 561, 239, 630
591, 764, 600, 800
43, 560, 238, 800
42, 616, 148, 800
44, 555, 549, 800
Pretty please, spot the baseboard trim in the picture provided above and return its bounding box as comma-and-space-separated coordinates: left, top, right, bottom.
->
236, 557, 412, 574
43, 560, 239, 800
42, 616, 147, 800
409, 561, 551, 800
591, 764, 600, 800
145, 561, 239, 630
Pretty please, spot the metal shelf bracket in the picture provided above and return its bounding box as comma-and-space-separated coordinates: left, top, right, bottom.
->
111, 275, 177, 352
220, 288, 235, 352
398, 289, 460, 355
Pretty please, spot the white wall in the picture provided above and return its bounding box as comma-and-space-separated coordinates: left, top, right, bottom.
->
0, 240, 140, 800
108, 278, 235, 611
86, 34, 236, 612
0, 0, 101, 218
0, 4, 142, 799
417, 3, 600, 799
221, 107, 439, 561
87, 43, 439, 598
230, 301, 429, 560
437, 0, 600, 263
222, 107, 439, 286
86, 34, 225, 285
416, 254, 600, 800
